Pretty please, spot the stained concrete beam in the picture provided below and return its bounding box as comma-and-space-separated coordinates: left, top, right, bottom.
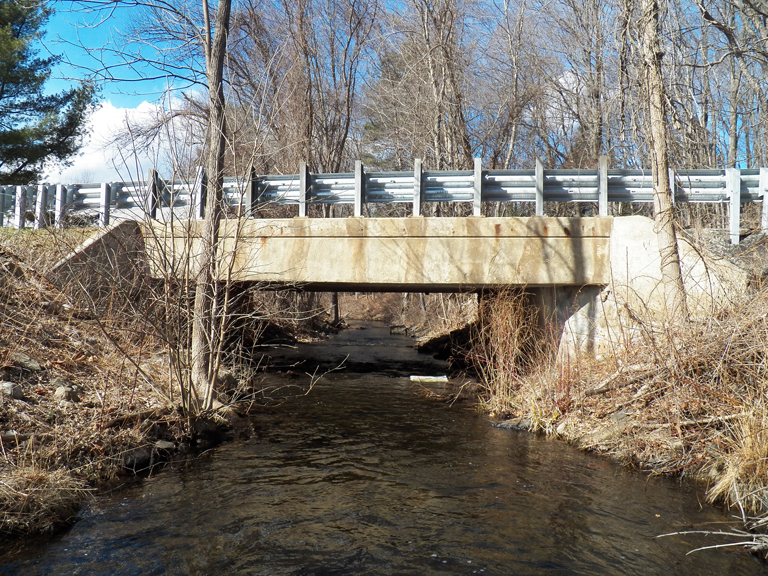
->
145, 216, 613, 292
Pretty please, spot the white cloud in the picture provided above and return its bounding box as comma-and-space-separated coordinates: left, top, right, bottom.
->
45, 100, 173, 184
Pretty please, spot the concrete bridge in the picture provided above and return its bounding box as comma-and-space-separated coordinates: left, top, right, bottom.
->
144, 216, 612, 293
55, 211, 747, 360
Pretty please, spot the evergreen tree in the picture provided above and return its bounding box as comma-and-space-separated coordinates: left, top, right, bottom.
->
0, 1, 94, 183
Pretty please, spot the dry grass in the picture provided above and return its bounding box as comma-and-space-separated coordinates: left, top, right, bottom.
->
469, 287, 768, 524
0, 229, 177, 537
466, 290, 549, 417
0, 466, 87, 534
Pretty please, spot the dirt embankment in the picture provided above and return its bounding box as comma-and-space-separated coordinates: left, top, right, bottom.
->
0, 231, 238, 538
0, 228, 339, 540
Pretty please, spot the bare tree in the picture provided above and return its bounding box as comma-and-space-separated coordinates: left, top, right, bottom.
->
190, 0, 232, 410
640, 0, 688, 318
69, 0, 234, 411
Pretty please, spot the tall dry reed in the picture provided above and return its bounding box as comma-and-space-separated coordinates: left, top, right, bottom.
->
467, 290, 551, 417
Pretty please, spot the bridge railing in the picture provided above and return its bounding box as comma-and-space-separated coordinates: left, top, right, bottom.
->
2, 157, 767, 244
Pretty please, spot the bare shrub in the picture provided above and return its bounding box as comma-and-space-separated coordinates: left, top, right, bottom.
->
397, 293, 478, 337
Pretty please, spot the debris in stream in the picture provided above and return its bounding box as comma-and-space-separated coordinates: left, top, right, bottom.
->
409, 375, 449, 383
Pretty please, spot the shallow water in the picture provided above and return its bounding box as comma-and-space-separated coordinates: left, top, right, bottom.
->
0, 323, 762, 575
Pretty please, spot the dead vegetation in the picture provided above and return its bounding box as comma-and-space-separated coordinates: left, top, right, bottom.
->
0, 224, 332, 538
468, 282, 768, 552
0, 230, 180, 536
339, 292, 477, 338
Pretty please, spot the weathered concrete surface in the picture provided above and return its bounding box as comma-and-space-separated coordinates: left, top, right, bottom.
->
49, 220, 145, 295
145, 217, 613, 292
558, 215, 750, 363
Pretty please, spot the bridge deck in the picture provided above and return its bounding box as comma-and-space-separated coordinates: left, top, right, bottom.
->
145, 216, 613, 292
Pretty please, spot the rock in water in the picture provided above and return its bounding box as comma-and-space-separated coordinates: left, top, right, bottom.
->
122, 447, 153, 474
154, 440, 175, 451
409, 375, 449, 383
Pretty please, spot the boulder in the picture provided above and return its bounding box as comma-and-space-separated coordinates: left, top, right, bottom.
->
0, 381, 24, 400
11, 352, 42, 372
54, 386, 80, 403
50, 376, 73, 388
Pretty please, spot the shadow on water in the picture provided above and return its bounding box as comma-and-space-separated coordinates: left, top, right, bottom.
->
260, 321, 450, 376
0, 322, 764, 575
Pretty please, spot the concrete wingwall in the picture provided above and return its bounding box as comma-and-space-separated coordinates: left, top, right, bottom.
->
49, 220, 147, 298
558, 215, 749, 363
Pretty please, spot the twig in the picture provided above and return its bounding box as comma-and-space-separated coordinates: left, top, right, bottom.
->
585, 362, 656, 396
629, 413, 744, 429
101, 409, 163, 429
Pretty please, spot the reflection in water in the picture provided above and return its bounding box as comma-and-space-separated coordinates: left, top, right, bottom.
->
0, 324, 762, 575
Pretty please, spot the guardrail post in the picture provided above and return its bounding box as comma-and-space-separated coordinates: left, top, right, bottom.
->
34, 184, 48, 229
98, 183, 111, 227
535, 157, 544, 216
147, 169, 161, 219
760, 167, 768, 233
354, 160, 365, 217
14, 185, 25, 229
727, 167, 741, 244
194, 166, 207, 219
669, 168, 677, 204
55, 184, 66, 228
67, 185, 77, 217
473, 158, 483, 217
598, 155, 608, 216
413, 159, 423, 217
245, 162, 259, 217
298, 162, 309, 217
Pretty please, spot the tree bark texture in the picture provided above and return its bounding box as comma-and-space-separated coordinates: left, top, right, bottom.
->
640, 0, 688, 320
191, 0, 232, 410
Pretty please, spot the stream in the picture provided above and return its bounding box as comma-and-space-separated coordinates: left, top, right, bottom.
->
0, 322, 762, 575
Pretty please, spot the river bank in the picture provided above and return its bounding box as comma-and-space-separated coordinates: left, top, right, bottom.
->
458, 231, 768, 555
0, 229, 258, 538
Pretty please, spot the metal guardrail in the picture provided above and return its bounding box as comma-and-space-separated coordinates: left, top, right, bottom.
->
1, 157, 767, 244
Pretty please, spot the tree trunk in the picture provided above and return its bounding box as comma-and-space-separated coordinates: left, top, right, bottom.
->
191, 0, 232, 410
640, 0, 688, 320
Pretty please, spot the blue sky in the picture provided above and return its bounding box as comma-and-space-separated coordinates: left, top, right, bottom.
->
41, 3, 179, 182
44, 3, 167, 108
